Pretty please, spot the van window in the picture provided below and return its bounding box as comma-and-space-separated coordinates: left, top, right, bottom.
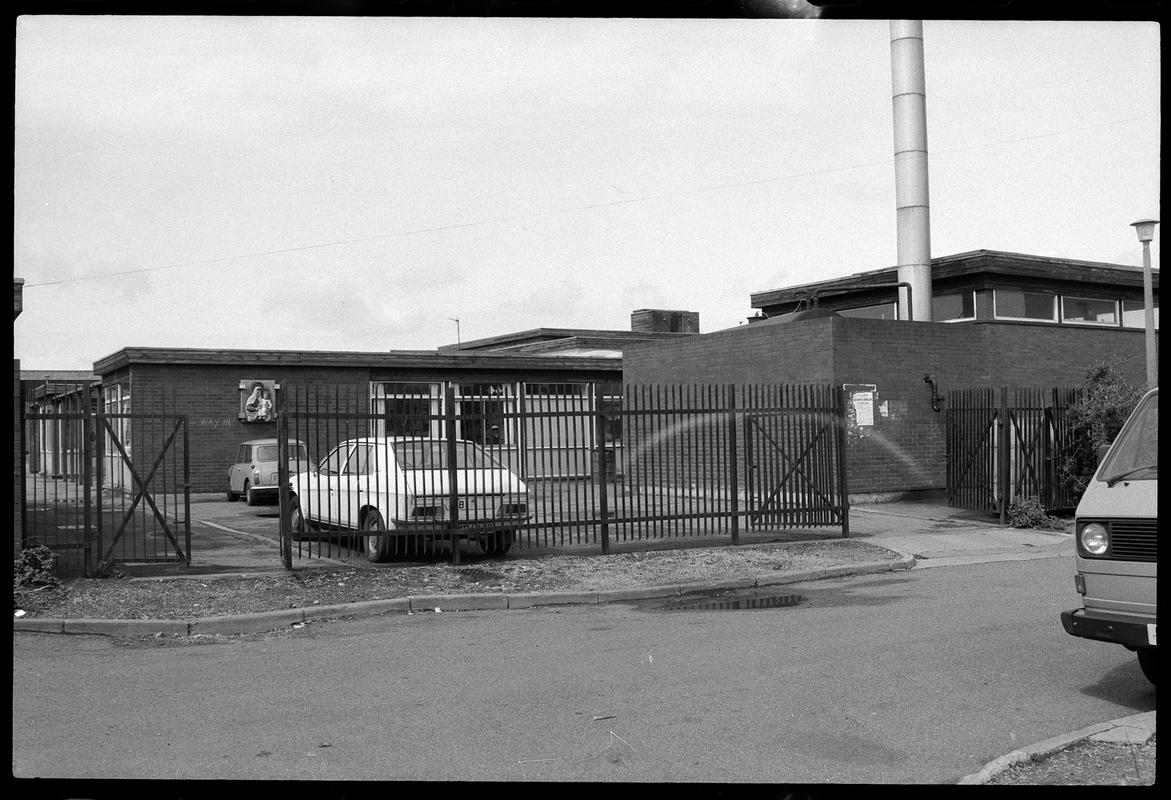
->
1098, 392, 1158, 483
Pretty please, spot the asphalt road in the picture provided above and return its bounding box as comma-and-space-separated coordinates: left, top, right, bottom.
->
12, 556, 1154, 783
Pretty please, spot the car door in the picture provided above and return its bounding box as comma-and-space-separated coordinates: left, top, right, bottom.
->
311, 443, 353, 527
335, 444, 371, 529
230, 445, 250, 493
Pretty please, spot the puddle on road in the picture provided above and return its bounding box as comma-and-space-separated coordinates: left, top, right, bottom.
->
633, 576, 918, 612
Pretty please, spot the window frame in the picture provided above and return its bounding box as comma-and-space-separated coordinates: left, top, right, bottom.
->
1060, 296, 1120, 327
1121, 299, 1160, 330
931, 290, 977, 323
992, 289, 1059, 323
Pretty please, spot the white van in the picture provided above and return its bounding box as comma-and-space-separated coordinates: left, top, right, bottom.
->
1060, 387, 1158, 685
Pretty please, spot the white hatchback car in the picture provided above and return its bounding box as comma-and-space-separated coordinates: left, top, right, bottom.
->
289, 436, 529, 561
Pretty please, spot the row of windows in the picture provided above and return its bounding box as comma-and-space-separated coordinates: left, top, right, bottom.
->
371, 382, 622, 447
837, 290, 1159, 328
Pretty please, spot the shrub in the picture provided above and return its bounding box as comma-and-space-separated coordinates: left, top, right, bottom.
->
13, 545, 60, 589
1006, 496, 1067, 531
93, 560, 126, 580
1057, 363, 1145, 502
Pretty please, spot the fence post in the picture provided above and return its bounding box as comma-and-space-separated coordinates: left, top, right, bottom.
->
445, 386, 461, 565
82, 392, 93, 577
278, 404, 292, 570
836, 385, 851, 538
998, 387, 1010, 526
95, 410, 105, 567
594, 383, 610, 554
182, 415, 191, 566
726, 384, 740, 545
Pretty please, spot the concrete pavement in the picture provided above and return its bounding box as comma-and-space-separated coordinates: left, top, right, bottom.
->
15, 494, 1152, 783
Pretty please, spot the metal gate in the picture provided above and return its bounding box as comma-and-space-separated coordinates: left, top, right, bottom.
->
743, 384, 850, 532
21, 401, 190, 576
946, 386, 1082, 521
276, 382, 849, 566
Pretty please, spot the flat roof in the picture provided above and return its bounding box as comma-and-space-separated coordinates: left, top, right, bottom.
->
750, 250, 1159, 308
92, 346, 623, 376
437, 327, 695, 353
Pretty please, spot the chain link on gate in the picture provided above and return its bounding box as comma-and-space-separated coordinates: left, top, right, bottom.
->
276, 381, 851, 569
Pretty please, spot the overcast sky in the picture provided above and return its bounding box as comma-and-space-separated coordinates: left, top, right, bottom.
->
14, 15, 1160, 371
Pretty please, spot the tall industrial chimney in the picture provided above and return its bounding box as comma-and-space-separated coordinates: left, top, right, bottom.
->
890, 20, 933, 322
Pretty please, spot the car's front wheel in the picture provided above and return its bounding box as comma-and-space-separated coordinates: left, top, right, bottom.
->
363, 510, 391, 563
478, 529, 514, 556
1137, 648, 1157, 686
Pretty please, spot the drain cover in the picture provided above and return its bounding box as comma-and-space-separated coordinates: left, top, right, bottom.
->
653, 591, 804, 611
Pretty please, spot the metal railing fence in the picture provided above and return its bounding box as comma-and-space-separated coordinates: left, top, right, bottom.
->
277, 382, 849, 566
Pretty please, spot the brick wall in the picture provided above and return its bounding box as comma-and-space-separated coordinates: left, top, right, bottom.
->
623, 317, 1151, 495
118, 365, 372, 493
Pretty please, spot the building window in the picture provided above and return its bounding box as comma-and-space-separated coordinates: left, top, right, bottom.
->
837, 302, 897, 320
993, 290, 1057, 322
524, 382, 586, 396
1061, 296, 1119, 326
102, 383, 131, 489
932, 292, 976, 322
456, 383, 512, 446
1122, 299, 1160, 330
371, 382, 440, 438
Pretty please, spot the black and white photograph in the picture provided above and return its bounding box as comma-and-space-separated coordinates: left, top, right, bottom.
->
13, 1, 1158, 788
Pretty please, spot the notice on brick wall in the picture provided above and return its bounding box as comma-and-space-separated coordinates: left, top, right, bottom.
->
844, 384, 877, 427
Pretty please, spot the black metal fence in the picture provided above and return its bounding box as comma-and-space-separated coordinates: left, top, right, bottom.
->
21, 387, 190, 577
277, 382, 849, 565
946, 386, 1084, 520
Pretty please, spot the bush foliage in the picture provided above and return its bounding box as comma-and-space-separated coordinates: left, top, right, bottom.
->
1006, 496, 1067, 531
1057, 363, 1145, 502
14, 545, 60, 589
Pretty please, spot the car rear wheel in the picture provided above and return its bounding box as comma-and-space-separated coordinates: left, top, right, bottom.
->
478, 529, 514, 556
227, 486, 239, 502
363, 510, 391, 563
244, 481, 257, 506
1137, 648, 1157, 686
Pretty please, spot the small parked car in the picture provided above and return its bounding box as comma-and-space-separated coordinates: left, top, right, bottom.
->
228, 438, 310, 506
289, 436, 529, 561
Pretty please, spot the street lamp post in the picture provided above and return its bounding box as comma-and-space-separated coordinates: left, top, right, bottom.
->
1130, 219, 1159, 389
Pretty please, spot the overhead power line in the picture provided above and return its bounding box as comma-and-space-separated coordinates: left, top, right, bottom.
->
21, 114, 1156, 289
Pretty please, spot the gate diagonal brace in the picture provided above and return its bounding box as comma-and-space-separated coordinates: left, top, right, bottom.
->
101, 417, 187, 562
1010, 408, 1046, 496
751, 417, 840, 519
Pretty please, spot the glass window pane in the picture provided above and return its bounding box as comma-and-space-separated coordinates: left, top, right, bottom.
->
932, 292, 975, 321
1061, 296, 1118, 325
346, 445, 370, 475
1122, 300, 1160, 330
994, 290, 1056, 321
320, 445, 350, 475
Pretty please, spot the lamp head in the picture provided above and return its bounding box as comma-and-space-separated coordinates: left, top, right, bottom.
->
1131, 219, 1159, 243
